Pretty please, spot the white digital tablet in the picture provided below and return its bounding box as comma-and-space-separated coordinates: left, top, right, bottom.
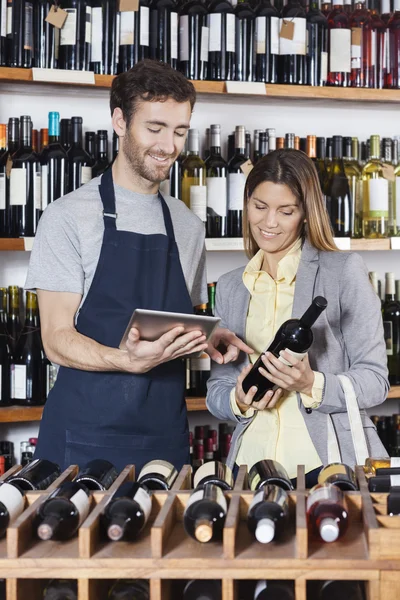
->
119, 308, 220, 353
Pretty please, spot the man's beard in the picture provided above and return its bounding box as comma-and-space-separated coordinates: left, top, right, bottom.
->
123, 129, 174, 184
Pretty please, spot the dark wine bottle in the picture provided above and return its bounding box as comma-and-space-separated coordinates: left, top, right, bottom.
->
10, 291, 45, 406
235, 0, 255, 81
60, 119, 71, 153
183, 580, 222, 600
317, 463, 358, 491
193, 460, 234, 491
74, 459, 118, 491
9, 115, 41, 238
92, 130, 109, 177
100, 481, 152, 541
0, 482, 25, 537
205, 124, 228, 238
278, 0, 307, 84
324, 135, 352, 236
349, 0, 372, 88
90, 0, 117, 74
179, 0, 209, 80
368, 474, 400, 492
242, 296, 328, 402
34, 481, 91, 541
183, 483, 227, 543
247, 485, 289, 544
0, 0, 8, 66
0, 289, 10, 406
207, 0, 235, 81
33, 0, 59, 68
150, 0, 179, 68
6, 459, 61, 492
255, 0, 279, 83
317, 580, 365, 600
43, 580, 78, 600
6, 285, 21, 356
84, 131, 96, 165
137, 459, 178, 490
9, 0, 34, 68
227, 125, 247, 238
382, 272, 400, 385
134, 0, 152, 65
58, 0, 92, 71
249, 460, 294, 491
112, 130, 119, 162
306, 0, 329, 86
254, 581, 295, 600
40, 111, 68, 209
108, 580, 149, 600
0, 124, 7, 237
307, 483, 349, 542
67, 117, 92, 192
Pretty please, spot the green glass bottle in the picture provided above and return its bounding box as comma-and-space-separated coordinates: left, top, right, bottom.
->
362, 135, 389, 238
343, 136, 362, 238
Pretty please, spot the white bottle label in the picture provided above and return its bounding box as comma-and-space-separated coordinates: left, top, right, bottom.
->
228, 172, 246, 211
370, 29, 376, 68
351, 30, 361, 70
390, 475, 400, 486
391, 457, 400, 467
384, 30, 390, 70
1, 0, 6, 37
279, 348, 307, 366
179, 15, 189, 62
206, 176, 227, 218
186, 488, 205, 508
34, 172, 42, 210
191, 353, 211, 371
46, 364, 58, 397
384, 321, 393, 356
321, 50, 328, 82
329, 28, 351, 73
11, 365, 27, 400
190, 185, 207, 223
200, 26, 209, 62
70, 488, 91, 526
91, 6, 103, 62
170, 12, 178, 60
10, 168, 27, 206
81, 166, 92, 185
140, 7, 150, 46
138, 460, 173, 481
226, 13, 235, 53
368, 178, 389, 216
6, 5, 11, 35
270, 16, 280, 55
61, 9, 77, 46
0, 483, 25, 523
120, 11, 134, 45
41, 165, 48, 210
0, 173, 5, 210
396, 177, 400, 227
249, 488, 265, 511
256, 17, 266, 54
279, 18, 306, 56
85, 6, 92, 44
209, 13, 221, 52
133, 486, 152, 522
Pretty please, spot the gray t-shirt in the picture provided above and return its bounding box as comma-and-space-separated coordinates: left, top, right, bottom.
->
25, 177, 208, 310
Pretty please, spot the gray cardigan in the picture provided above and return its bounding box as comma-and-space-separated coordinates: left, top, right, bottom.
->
206, 240, 389, 471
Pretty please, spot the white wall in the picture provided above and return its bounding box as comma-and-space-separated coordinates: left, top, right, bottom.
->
1, 82, 400, 459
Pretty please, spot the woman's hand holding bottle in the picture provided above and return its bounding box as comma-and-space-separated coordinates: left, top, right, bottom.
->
235, 364, 283, 413
258, 351, 315, 396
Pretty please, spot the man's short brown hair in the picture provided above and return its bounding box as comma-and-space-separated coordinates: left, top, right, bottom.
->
110, 60, 196, 125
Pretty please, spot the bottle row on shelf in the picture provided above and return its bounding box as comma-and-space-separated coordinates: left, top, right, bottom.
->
2, 0, 400, 90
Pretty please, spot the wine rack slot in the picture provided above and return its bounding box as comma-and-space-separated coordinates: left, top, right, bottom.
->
79, 578, 114, 600
6, 578, 47, 600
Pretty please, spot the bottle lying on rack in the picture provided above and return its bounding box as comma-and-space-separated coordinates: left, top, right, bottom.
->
137, 459, 178, 491
317, 580, 365, 600
74, 459, 118, 491
183, 482, 228, 543
108, 579, 149, 600
183, 580, 222, 599
364, 456, 400, 475
387, 488, 400, 516
317, 463, 358, 491
367, 474, 400, 492
193, 460, 234, 491
5, 459, 61, 492
253, 580, 295, 600
34, 481, 92, 541
307, 483, 349, 542
248, 460, 294, 492
100, 481, 152, 541
0, 482, 26, 537
247, 485, 290, 544
43, 579, 77, 600
242, 296, 328, 403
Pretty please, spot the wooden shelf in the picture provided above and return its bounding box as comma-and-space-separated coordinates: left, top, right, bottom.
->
2, 67, 400, 103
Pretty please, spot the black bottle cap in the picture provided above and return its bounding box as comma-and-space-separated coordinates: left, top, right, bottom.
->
332, 136, 343, 159
313, 296, 328, 310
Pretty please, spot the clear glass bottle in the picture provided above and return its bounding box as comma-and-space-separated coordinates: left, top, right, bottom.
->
181, 129, 206, 225
343, 136, 362, 238
362, 134, 389, 238
307, 483, 349, 543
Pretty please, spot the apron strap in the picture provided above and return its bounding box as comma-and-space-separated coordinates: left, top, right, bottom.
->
159, 191, 176, 242
99, 167, 117, 230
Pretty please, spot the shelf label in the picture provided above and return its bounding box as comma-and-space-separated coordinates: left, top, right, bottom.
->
333, 237, 351, 250
23, 238, 35, 251
205, 238, 245, 251
390, 237, 400, 250
225, 81, 266, 96
32, 68, 95, 85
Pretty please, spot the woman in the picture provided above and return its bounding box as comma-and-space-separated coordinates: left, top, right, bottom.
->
206, 149, 388, 486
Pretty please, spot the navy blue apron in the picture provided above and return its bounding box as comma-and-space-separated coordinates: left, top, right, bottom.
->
35, 168, 193, 472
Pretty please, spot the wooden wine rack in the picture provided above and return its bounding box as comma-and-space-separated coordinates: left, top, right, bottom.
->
1, 464, 400, 599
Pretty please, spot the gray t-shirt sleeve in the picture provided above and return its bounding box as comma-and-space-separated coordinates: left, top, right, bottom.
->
25, 201, 84, 294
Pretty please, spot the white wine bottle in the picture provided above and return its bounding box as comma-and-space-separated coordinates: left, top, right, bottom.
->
193, 460, 234, 491
137, 459, 178, 491
362, 134, 389, 238
317, 463, 358, 491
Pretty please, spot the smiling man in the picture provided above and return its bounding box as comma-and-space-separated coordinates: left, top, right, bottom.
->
24, 60, 239, 472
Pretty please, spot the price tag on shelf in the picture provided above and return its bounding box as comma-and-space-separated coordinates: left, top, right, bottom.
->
240, 159, 254, 176
390, 238, 400, 250
45, 5, 68, 28
118, 0, 139, 11
333, 237, 351, 250
32, 68, 95, 85
225, 81, 266, 95
205, 238, 245, 251
22, 238, 35, 251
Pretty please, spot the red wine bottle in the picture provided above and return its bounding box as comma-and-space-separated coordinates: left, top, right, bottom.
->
100, 481, 152, 541
183, 483, 227, 543
307, 483, 349, 542
74, 459, 118, 491
249, 460, 294, 491
6, 459, 61, 492
0, 482, 25, 537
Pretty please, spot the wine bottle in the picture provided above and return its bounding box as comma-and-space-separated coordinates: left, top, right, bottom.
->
90, 0, 117, 75
324, 135, 352, 237
327, 0, 351, 87
365, 456, 400, 474
242, 296, 328, 402
40, 112, 68, 210
43, 580, 78, 600
84, 131, 96, 165
183, 580, 222, 600
92, 131, 109, 177
9, 115, 41, 237
248, 460, 294, 491
0, 124, 7, 237
118, 0, 151, 73
9, 0, 34, 68
207, 0, 235, 81
179, 0, 209, 80
108, 580, 149, 600
387, 0, 400, 89
112, 130, 119, 162
193, 460, 234, 490
285, 133, 295, 149
306, 0, 329, 86
254, 580, 295, 600
33, 0, 59, 68
317, 463, 358, 490
228, 125, 247, 238
67, 117, 92, 192
382, 272, 400, 385
10, 291, 45, 406
278, 0, 307, 85
6, 285, 21, 356
189, 326, 211, 397
267, 128, 276, 152
0, 482, 25, 537
0, 289, 10, 406
388, 487, 400, 515
6, 459, 61, 492
59, 0, 92, 71
181, 128, 206, 224
100, 481, 152, 541
183, 483, 227, 543
34, 481, 91, 541
60, 119, 71, 153
349, 0, 372, 88
0, 441, 14, 472
369, 0, 386, 89
307, 483, 349, 542
254, 0, 279, 83
205, 124, 228, 238
381, 0, 392, 25
362, 134, 389, 238
0, 0, 8, 66
74, 459, 118, 491
368, 474, 400, 492
317, 580, 365, 600
382, 137, 396, 235
235, 0, 255, 82
150, 0, 179, 69
343, 136, 362, 238
247, 484, 290, 544
308, 135, 326, 189
137, 459, 178, 490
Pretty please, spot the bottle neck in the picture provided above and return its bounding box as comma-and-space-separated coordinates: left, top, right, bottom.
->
71, 123, 83, 147
300, 298, 327, 328
97, 137, 108, 161
210, 146, 221, 156
386, 276, 396, 300
20, 120, 32, 150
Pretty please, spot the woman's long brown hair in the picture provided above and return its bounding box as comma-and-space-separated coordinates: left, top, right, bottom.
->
243, 149, 338, 259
